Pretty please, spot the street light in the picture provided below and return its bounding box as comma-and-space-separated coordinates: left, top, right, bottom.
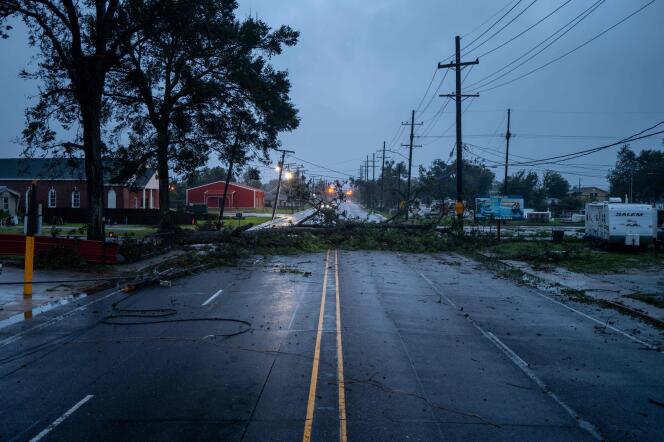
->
285, 171, 293, 180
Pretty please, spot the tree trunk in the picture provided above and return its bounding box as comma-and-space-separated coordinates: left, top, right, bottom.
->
218, 156, 234, 222
156, 131, 174, 232
81, 102, 105, 241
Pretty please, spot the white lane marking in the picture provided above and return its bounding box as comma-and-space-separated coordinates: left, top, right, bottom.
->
202, 289, 223, 306
482, 332, 603, 441
416, 270, 603, 441
531, 290, 658, 351
30, 395, 94, 441
0, 290, 122, 348
486, 332, 529, 368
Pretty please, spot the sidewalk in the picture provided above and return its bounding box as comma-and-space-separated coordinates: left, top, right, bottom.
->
502, 259, 664, 324
0, 266, 115, 323
0, 249, 186, 325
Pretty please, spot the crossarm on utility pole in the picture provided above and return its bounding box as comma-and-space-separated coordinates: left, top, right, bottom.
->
436, 35, 479, 229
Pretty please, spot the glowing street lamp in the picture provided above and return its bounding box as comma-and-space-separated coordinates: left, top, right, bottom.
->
285, 171, 294, 180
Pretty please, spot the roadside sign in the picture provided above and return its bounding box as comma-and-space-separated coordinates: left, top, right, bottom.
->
475, 196, 524, 220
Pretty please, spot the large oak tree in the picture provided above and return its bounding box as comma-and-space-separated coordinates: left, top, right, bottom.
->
1, 0, 162, 239
108, 0, 299, 230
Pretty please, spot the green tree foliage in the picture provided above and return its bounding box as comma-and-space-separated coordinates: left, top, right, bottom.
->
242, 167, 262, 189
353, 160, 406, 210
417, 159, 494, 204
1, 0, 162, 239
608, 144, 664, 202
542, 170, 570, 199
108, 0, 299, 230
505, 170, 544, 209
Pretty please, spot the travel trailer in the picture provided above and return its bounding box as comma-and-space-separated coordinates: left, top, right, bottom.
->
585, 199, 654, 246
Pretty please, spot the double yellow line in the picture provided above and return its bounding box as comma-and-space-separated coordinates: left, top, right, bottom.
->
303, 249, 347, 442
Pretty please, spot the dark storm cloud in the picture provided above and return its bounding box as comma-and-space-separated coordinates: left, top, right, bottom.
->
1, 1, 662, 187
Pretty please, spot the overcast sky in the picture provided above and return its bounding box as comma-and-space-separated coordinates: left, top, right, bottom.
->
1, 0, 663, 190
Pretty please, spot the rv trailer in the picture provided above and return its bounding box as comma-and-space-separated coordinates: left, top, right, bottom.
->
585, 200, 654, 246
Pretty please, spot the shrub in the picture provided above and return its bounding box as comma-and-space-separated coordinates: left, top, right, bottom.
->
35, 245, 86, 270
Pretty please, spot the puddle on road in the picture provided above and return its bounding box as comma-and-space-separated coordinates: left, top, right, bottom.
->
0, 293, 88, 331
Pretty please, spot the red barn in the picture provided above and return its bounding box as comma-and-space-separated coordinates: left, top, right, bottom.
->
186, 181, 264, 210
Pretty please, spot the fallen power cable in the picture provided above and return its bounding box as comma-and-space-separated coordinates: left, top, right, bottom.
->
102, 265, 252, 338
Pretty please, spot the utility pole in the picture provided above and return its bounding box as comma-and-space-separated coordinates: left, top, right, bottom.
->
365, 156, 369, 207
372, 152, 376, 210
439, 36, 479, 228
272, 148, 294, 220
24, 181, 38, 300
396, 162, 402, 210
380, 141, 386, 210
497, 109, 511, 240
401, 109, 423, 220
503, 108, 511, 195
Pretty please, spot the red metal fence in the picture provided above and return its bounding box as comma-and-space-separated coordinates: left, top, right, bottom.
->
0, 234, 119, 264
43, 208, 195, 225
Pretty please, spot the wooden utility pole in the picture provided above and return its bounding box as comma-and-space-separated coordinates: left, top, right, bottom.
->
401, 110, 423, 220
439, 36, 479, 228
503, 109, 512, 195
396, 162, 402, 210
372, 152, 376, 210
272, 148, 294, 220
380, 141, 386, 209
365, 156, 369, 207
24, 182, 38, 299
497, 109, 511, 240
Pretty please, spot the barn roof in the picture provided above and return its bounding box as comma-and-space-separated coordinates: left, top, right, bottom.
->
0, 158, 155, 188
186, 180, 264, 193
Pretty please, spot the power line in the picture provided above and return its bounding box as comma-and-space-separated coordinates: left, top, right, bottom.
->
464, 0, 525, 51
419, 65, 475, 139
464, 146, 609, 179
478, 0, 657, 93
414, 68, 439, 112
476, 0, 573, 59
467, 142, 613, 171
510, 120, 664, 167
418, 68, 450, 117
465, 0, 539, 55
466, 0, 605, 90
463, 0, 521, 38
291, 155, 354, 177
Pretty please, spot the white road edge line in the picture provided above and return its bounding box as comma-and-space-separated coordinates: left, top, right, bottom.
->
30, 394, 94, 442
0, 289, 122, 348
416, 270, 603, 441
202, 289, 223, 306
531, 290, 658, 351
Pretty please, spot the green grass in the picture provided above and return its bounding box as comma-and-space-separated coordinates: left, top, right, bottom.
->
488, 240, 664, 274
627, 293, 664, 309
219, 216, 270, 228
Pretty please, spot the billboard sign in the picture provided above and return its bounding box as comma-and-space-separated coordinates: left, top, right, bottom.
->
475, 196, 525, 220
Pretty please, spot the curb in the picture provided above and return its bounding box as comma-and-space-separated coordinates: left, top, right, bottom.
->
497, 260, 664, 329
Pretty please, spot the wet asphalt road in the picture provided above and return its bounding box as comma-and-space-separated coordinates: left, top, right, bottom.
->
0, 251, 663, 441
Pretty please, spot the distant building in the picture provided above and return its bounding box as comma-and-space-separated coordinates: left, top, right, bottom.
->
186, 181, 264, 211
0, 186, 20, 216
0, 158, 160, 212
571, 186, 608, 203
264, 188, 289, 209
